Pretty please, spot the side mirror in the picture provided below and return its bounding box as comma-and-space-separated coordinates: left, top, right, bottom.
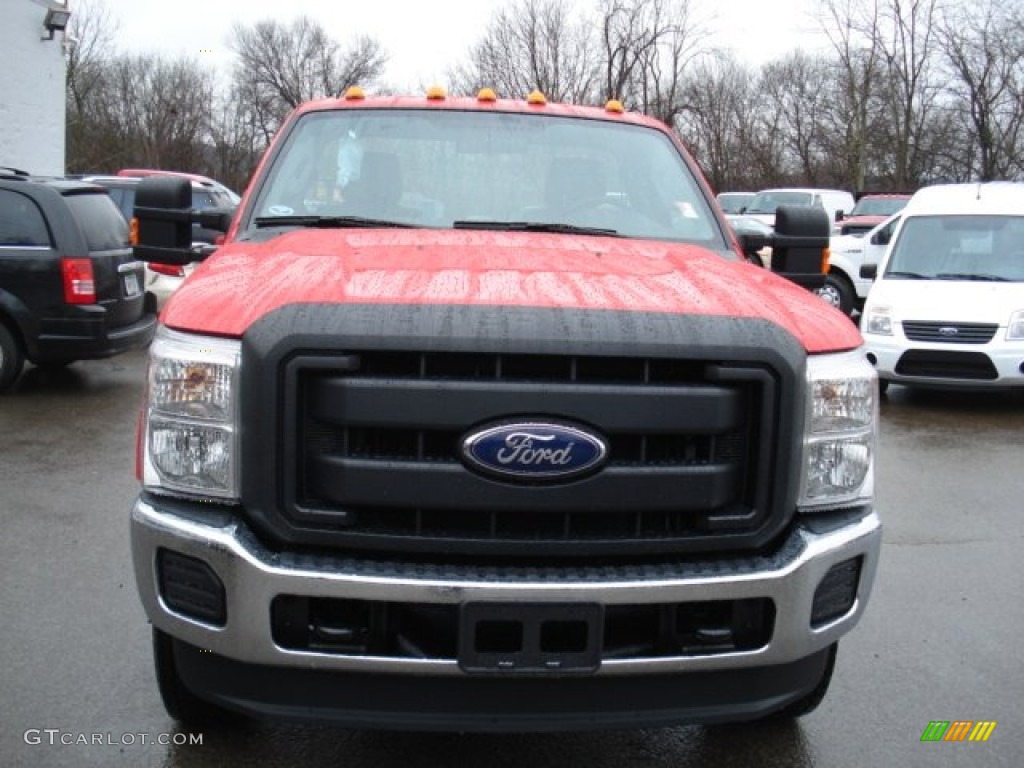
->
769, 205, 829, 291
133, 177, 222, 266
197, 208, 233, 233
835, 210, 845, 222
738, 232, 769, 260
860, 263, 878, 280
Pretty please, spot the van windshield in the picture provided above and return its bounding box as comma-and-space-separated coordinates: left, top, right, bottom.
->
885, 215, 1024, 282
745, 191, 813, 214
247, 108, 727, 249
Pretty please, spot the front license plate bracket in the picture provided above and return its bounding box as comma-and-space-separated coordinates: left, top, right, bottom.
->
458, 602, 603, 675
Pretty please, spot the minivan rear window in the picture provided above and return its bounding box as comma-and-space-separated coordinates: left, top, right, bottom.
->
64, 191, 130, 252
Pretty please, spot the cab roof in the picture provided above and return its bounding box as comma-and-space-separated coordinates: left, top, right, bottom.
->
903, 182, 1024, 217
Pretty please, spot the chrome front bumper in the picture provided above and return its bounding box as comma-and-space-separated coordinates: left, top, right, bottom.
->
131, 497, 881, 676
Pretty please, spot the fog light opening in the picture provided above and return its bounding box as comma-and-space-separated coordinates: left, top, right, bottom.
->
866, 353, 878, 365
157, 549, 226, 626
811, 557, 862, 628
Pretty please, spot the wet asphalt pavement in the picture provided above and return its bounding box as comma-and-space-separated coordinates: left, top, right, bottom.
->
1, 350, 1022, 767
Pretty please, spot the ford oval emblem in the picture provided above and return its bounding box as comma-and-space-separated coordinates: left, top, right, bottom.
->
938, 326, 959, 337
461, 421, 608, 482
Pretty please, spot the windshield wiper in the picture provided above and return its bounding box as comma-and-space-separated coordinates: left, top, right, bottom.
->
884, 270, 930, 279
452, 220, 619, 237
935, 272, 1010, 282
253, 215, 414, 229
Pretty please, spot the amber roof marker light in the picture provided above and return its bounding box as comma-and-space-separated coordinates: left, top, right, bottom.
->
526, 90, 547, 106
343, 86, 365, 100
477, 88, 497, 102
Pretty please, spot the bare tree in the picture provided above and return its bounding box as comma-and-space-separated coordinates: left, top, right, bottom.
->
449, 0, 598, 102
230, 17, 388, 140
675, 54, 766, 191
600, 0, 668, 102
818, 0, 886, 193
758, 52, 835, 185
65, 0, 119, 172
936, 0, 1024, 180
597, 0, 707, 123
206, 87, 265, 194
93, 55, 216, 171
876, 0, 943, 190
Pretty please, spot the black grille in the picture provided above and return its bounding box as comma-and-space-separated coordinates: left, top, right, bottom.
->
895, 350, 998, 380
281, 351, 777, 558
902, 321, 998, 344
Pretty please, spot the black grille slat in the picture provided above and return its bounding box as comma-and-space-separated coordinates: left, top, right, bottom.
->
307, 457, 740, 513
308, 378, 743, 433
902, 321, 998, 344
355, 352, 709, 384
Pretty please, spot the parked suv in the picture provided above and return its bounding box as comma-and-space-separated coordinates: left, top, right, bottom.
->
0, 170, 156, 390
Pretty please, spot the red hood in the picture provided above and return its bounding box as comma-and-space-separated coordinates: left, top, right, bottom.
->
161, 229, 860, 353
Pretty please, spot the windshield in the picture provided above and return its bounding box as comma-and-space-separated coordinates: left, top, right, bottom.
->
884, 215, 1024, 281
850, 197, 908, 217
717, 193, 753, 214
247, 109, 725, 247
744, 191, 813, 215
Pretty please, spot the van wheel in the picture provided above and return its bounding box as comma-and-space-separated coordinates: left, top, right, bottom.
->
152, 628, 234, 726
772, 643, 838, 719
0, 323, 25, 392
816, 274, 855, 316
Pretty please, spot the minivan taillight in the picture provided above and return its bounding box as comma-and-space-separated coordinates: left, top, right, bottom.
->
61, 258, 96, 304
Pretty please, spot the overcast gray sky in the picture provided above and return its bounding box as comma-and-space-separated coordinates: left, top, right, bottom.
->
90, 0, 830, 92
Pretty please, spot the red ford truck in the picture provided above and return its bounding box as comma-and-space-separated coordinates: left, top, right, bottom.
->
130, 89, 881, 731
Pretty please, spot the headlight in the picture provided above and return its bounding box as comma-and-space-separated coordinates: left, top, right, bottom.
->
1008, 310, 1024, 340
143, 326, 241, 500
863, 305, 892, 335
798, 350, 877, 511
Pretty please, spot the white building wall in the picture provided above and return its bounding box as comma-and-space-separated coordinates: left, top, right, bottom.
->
0, 1, 68, 175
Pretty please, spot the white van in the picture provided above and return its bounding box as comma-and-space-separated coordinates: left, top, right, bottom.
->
743, 187, 855, 230
861, 182, 1024, 391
